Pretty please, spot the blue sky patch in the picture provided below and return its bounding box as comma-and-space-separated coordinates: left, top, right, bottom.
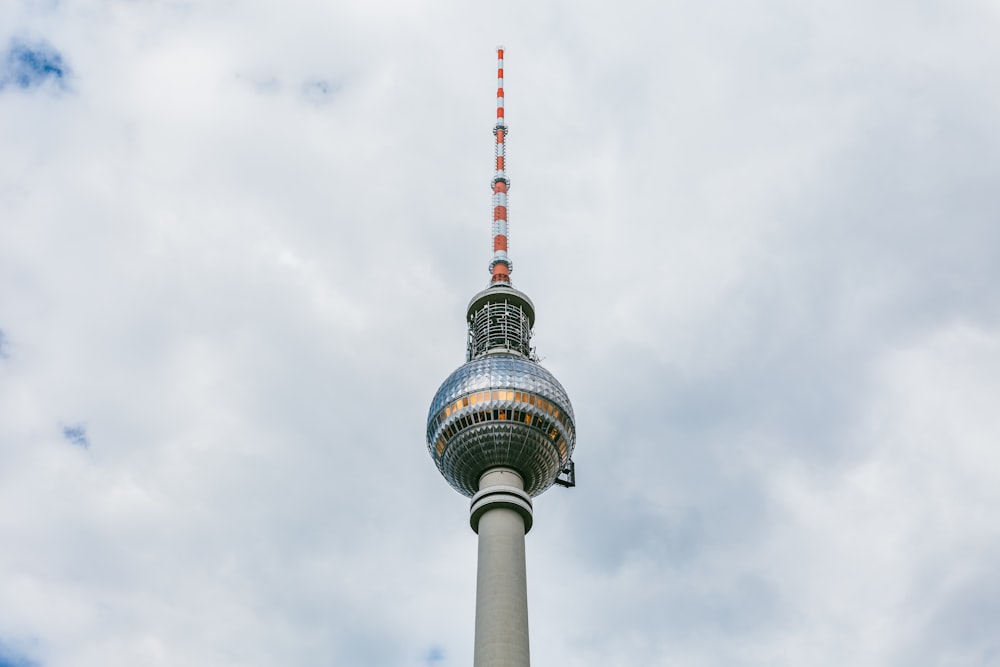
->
0, 39, 69, 91
0, 641, 39, 667
62, 424, 88, 448
0, 329, 7, 358
301, 78, 340, 105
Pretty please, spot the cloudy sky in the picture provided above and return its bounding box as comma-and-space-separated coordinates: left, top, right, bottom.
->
2, 0, 999, 665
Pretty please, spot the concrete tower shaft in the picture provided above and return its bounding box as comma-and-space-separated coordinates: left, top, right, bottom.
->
472, 468, 532, 667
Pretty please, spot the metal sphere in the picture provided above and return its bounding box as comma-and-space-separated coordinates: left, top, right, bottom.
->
427, 354, 576, 497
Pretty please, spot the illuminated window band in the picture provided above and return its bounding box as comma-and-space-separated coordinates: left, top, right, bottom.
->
430, 389, 573, 461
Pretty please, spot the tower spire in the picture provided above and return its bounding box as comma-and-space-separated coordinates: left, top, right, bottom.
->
490, 45, 511, 285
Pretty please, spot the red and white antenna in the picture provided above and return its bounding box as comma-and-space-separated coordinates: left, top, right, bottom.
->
489, 46, 511, 285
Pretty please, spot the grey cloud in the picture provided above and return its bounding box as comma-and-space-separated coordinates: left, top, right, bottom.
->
1, 0, 999, 665
907, 577, 1000, 666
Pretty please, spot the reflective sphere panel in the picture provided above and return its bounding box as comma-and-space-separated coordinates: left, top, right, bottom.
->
427, 354, 576, 497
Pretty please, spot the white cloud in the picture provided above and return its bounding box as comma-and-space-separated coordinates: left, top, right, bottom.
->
1, 0, 999, 665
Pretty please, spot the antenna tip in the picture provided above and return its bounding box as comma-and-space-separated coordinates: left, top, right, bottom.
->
497, 44, 505, 51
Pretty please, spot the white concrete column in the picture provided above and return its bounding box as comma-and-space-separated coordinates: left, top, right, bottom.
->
470, 467, 533, 667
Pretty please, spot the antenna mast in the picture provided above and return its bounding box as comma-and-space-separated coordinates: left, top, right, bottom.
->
490, 46, 511, 285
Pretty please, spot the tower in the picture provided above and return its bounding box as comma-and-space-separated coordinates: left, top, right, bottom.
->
426, 47, 577, 667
